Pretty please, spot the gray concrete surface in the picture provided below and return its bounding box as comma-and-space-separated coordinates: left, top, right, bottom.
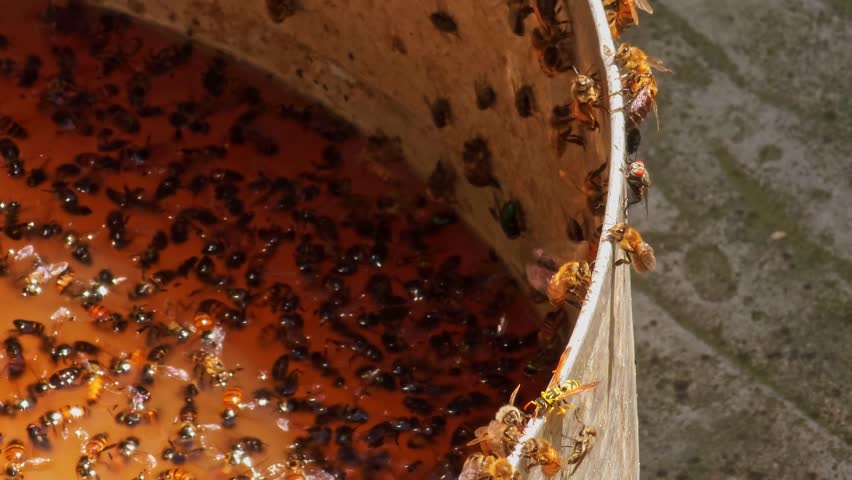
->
623, 0, 852, 478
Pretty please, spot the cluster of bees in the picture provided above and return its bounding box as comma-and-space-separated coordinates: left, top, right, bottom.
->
457, 1, 664, 478
460, 367, 598, 479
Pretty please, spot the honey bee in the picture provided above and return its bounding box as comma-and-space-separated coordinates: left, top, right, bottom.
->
157, 468, 195, 480
608, 223, 656, 272
624, 159, 651, 213
494, 384, 525, 427
20, 258, 69, 296
85, 364, 111, 405
459, 453, 518, 480
564, 411, 596, 472
466, 419, 522, 458
602, 0, 654, 39
521, 438, 561, 476
0, 115, 27, 139
524, 378, 599, 417
547, 261, 592, 307
55, 270, 77, 294
3, 439, 50, 479
86, 304, 113, 324
623, 72, 659, 128
570, 70, 603, 130
190, 351, 238, 387
82, 433, 113, 460
223, 387, 244, 410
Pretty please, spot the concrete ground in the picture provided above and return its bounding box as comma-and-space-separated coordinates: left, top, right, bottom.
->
622, 1, 852, 478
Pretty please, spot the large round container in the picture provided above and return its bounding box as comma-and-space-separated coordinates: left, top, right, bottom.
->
88, 0, 639, 477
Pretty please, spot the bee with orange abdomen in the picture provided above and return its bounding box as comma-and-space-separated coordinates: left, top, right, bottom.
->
467, 419, 522, 458
86, 304, 112, 323
521, 438, 561, 476
608, 223, 656, 272
4, 439, 50, 479
55, 270, 76, 294
192, 299, 228, 333
459, 453, 518, 480
524, 378, 599, 417
157, 468, 195, 480
84, 363, 113, 405
547, 261, 592, 307
614, 43, 670, 77
223, 387, 244, 410
190, 350, 237, 387
570, 70, 603, 130
602, 0, 654, 39
82, 433, 114, 460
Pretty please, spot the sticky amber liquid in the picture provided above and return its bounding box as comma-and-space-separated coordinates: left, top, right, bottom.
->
0, 2, 549, 479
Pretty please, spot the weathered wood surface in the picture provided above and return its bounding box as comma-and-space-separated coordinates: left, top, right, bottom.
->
90, 0, 639, 477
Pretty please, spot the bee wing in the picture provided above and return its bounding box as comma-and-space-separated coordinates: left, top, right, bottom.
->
161, 365, 190, 381
526, 262, 556, 296
47, 261, 70, 278
645, 55, 671, 73
552, 346, 574, 377
508, 384, 521, 406
633, 243, 656, 272
635, 0, 654, 14
24, 457, 52, 468
466, 426, 491, 445
13, 244, 35, 261
553, 381, 600, 402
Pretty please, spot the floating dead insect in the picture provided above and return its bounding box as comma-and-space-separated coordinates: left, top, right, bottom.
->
570, 68, 604, 130
0, 114, 28, 139
550, 103, 585, 156
473, 78, 497, 110
603, 0, 654, 39
514, 84, 536, 118
426, 96, 452, 129
507, 0, 535, 36
3, 439, 51, 478
608, 222, 656, 272
490, 195, 526, 239
624, 158, 651, 214
267, 0, 303, 23
462, 136, 500, 188
559, 160, 608, 214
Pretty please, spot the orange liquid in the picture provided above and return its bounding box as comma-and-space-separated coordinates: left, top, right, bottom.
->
0, 2, 548, 479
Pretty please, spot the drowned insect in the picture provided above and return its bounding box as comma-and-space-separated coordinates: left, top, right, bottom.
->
3, 439, 51, 479
602, 0, 654, 39
521, 438, 561, 476
608, 223, 656, 272
459, 453, 518, 480
524, 377, 599, 417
